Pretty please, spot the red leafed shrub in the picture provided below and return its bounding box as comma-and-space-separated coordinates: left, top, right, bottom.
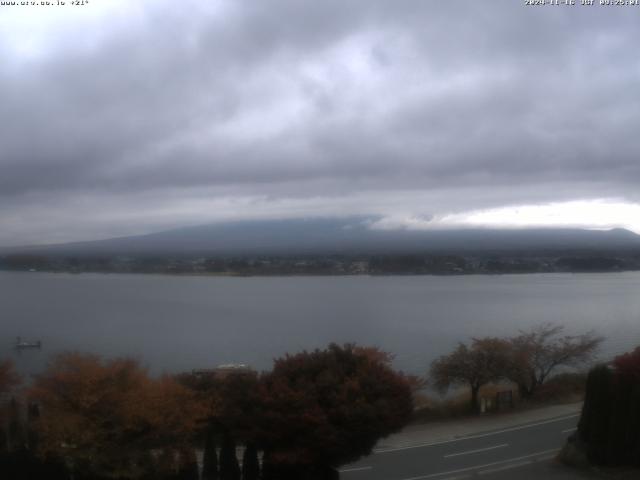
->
258, 343, 414, 470
613, 346, 640, 381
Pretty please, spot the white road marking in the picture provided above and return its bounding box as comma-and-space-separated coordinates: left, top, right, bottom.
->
338, 466, 373, 473
397, 448, 560, 480
376, 414, 579, 453
477, 460, 531, 475
478, 452, 557, 475
443, 443, 508, 458
562, 427, 577, 433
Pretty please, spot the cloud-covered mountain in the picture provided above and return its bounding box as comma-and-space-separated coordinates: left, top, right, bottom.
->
7, 218, 640, 257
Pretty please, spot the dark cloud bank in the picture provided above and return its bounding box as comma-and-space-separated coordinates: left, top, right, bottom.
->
1, 0, 640, 245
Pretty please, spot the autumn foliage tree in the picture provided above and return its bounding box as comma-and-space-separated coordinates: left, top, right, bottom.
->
258, 343, 413, 479
507, 324, 603, 398
29, 353, 203, 479
0, 360, 21, 396
0, 359, 22, 457
0, 358, 67, 480
431, 325, 603, 411
430, 338, 511, 412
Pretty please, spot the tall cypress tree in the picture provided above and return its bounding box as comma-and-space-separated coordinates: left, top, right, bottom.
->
157, 448, 177, 480
607, 373, 631, 465
261, 450, 275, 480
176, 447, 199, 480
8, 397, 25, 452
0, 426, 11, 480
26, 402, 40, 451
241, 443, 260, 480
219, 432, 241, 480
630, 381, 640, 466
577, 364, 640, 466
582, 365, 613, 465
202, 430, 219, 480
0, 425, 8, 455
138, 450, 159, 480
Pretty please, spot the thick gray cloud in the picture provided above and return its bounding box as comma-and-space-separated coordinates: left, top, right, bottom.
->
1, 0, 640, 245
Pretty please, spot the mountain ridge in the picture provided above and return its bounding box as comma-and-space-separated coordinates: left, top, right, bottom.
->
4, 217, 640, 257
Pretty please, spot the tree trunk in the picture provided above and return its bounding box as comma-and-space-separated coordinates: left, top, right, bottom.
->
470, 385, 480, 413
517, 379, 536, 400
517, 382, 528, 399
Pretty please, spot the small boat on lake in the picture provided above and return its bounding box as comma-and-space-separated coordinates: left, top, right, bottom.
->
15, 337, 42, 349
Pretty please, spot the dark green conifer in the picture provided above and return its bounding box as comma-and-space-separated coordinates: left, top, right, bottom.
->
219, 432, 240, 480
7, 397, 25, 451
157, 448, 177, 480
202, 430, 219, 480
26, 402, 40, 451
176, 447, 199, 480
241, 443, 260, 480
138, 450, 159, 480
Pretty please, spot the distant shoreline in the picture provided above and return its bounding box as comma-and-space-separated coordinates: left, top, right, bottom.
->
3, 248, 640, 277
2, 266, 639, 278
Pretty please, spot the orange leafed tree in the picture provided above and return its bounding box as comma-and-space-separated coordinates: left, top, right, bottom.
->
29, 353, 204, 479
430, 337, 512, 412
0, 360, 22, 455
0, 359, 21, 395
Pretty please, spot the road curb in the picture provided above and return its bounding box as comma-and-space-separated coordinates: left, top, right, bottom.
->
375, 403, 582, 452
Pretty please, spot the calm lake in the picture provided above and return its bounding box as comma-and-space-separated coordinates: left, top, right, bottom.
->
2, 271, 639, 377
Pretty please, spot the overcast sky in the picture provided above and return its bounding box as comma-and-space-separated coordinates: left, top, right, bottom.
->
1, 0, 640, 246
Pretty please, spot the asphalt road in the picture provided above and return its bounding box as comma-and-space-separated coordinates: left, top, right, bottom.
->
340, 414, 581, 480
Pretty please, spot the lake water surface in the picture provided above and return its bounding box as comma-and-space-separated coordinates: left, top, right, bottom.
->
2, 271, 639, 377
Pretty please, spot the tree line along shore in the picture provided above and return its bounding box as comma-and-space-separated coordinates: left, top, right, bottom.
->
2, 251, 640, 276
